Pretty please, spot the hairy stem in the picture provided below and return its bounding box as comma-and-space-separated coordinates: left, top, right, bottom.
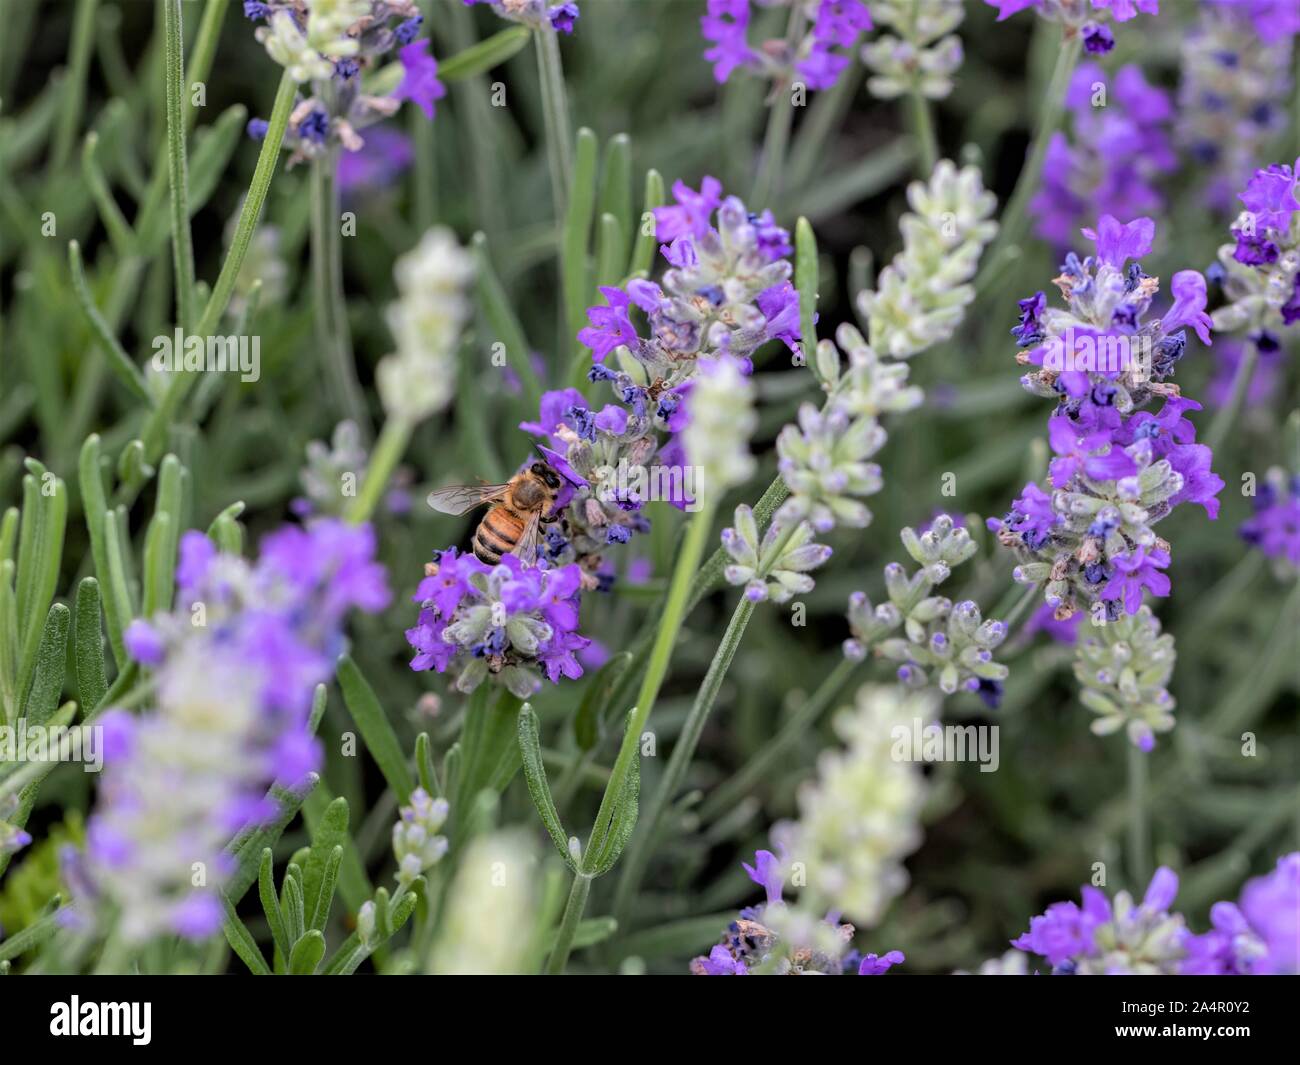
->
142, 71, 297, 463
545, 500, 717, 974
312, 152, 372, 437
1127, 742, 1150, 888
346, 417, 413, 526
975, 32, 1081, 293
535, 29, 572, 219
162, 0, 195, 331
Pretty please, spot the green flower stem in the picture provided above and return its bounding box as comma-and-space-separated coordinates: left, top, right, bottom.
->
1127, 741, 1149, 888
534, 28, 572, 219
786, 64, 862, 191
611, 596, 756, 926
162, 0, 196, 332
546, 499, 718, 974
909, 89, 938, 178
346, 417, 413, 526
1002, 580, 1043, 633
750, 5, 807, 209
974, 31, 1081, 293
698, 654, 857, 823
142, 70, 297, 464
611, 520, 802, 927
544, 872, 591, 975
1205, 341, 1259, 454
50, 0, 99, 173
312, 152, 371, 438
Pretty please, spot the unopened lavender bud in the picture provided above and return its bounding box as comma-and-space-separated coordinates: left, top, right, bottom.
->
356, 900, 376, 946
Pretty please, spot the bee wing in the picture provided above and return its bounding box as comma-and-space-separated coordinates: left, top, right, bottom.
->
426, 483, 510, 516
513, 510, 543, 566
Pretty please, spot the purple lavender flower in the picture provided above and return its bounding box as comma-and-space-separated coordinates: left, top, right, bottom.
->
1178, 5, 1297, 212
1031, 66, 1174, 250
1184, 853, 1300, 975
1240, 471, 1300, 568
995, 215, 1221, 622
654, 177, 724, 244
858, 950, 905, 975
1081, 21, 1114, 53
702, 0, 868, 91
549, 2, 579, 34
406, 548, 590, 697
578, 286, 639, 361
1024, 602, 1085, 643
987, 482, 1058, 550
465, 0, 579, 34
1101, 545, 1171, 615
337, 125, 414, 196
985, 0, 1159, 36
1014, 866, 1188, 974
702, 0, 757, 83
1047, 414, 1136, 487
82, 520, 388, 942
395, 39, 446, 120
1083, 214, 1155, 269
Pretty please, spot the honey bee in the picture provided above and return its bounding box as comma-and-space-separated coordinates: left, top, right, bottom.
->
427, 461, 564, 565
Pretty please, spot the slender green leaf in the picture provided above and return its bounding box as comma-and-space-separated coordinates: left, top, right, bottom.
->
225, 774, 319, 904
68, 242, 152, 404
471, 233, 542, 411
72, 578, 107, 715
258, 848, 290, 966
302, 797, 349, 930
593, 212, 625, 289
337, 654, 414, 802
415, 732, 441, 798
78, 436, 126, 666
518, 704, 578, 871
24, 603, 69, 727
221, 892, 271, 975
626, 168, 664, 280
15, 464, 66, 704
562, 127, 599, 364
795, 216, 819, 367
438, 24, 530, 81
288, 929, 325, 975
597, 132, 632, 246
162, 0, 196, 329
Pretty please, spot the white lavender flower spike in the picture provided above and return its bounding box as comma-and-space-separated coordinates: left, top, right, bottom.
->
857, 160, 998, 359
861, 0, 965, 101
376, 227, 476, 425
770, 684, 934, 927
683, 357, 757, 499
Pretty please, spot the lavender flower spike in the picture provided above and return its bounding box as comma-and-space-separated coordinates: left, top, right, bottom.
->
862, 0, 965, 102
858, 160, 998, 358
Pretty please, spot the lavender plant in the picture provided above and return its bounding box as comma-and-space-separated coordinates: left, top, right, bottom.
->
0, 0, 1294, 994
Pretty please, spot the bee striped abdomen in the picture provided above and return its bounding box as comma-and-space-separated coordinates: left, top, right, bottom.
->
473, 507, 523, 563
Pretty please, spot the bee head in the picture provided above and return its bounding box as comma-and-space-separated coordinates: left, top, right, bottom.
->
531, 462, 562, 491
